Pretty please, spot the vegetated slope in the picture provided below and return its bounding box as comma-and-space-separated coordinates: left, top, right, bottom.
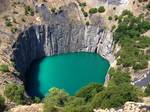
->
114, 10, 150, 71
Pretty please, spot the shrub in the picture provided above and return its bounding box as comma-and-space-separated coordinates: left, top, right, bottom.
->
51, 7, 56, 13
11, 27, 17, 33
108, 16, 112, 20
34, 96, 41, 103
0, 95, 5, 111
43, 102, 59, 112
44, 87, 69, 112
4, 83, 24, 105
89, 8, 97, 14
145, 84, 150, 96
76, 83, 104, 102
79, 2, 86, 8
91, 69, 139, 109
86, 21, 90, 26
91, 83, 139, 109
5, 19, 12, 27
98, 6, 105, 13
24, 5, 34, 16
83, 11, 88, 17
111, 25, 116, 31
146, 2, 150, 11
114, 15, 118, 21
64, 96, 92, 112
21, 18, 26, 22
0, 64, 9, 72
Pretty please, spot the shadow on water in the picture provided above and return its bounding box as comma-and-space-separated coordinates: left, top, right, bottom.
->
25, 58, 45, 98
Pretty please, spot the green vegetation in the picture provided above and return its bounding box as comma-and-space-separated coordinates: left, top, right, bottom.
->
108, 16, 112, 20
86, 21, 90, 26
114, 15, 118, 21
51, 8, 56, 13
98, 6, 105, 13
64, 97, 92, 112
89, 8, 97, 14
145, 84, 150, 96
43, 87, 69, 112
146, 2, 150, 11
76, 83, 104, 102
83, 11, 88, 17
79, 2, 86, 8
111, 25, 116, 31
0, 95, 5, 111
91, 68, 139, 109
114, 10, 150, 70
34, 96, 41, 103
4, 83, 25, 105
5, 18, 12, 27
11, 27, 17, 33
0, 64, 9, 73
24, 5, 34, 16
43, 69, 140, 111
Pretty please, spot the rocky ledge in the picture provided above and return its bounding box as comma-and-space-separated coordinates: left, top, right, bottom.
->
9, 102, 150, 112
12, 3, 114, 75
94, 102, 149, 112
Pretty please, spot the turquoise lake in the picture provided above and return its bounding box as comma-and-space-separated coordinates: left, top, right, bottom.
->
25, 52, 110, 98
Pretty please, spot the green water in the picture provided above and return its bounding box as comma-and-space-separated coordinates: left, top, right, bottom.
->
25, 52, 110, 98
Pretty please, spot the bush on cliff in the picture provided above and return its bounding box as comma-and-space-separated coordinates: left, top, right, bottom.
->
64, 96, 92, 112
145, 84, 150, 96
43, 87, 69, 112
4, 83, 24, 105
114, 10, 150, 71
91, 69, 139, 109
76, 83, 104, 102
0, 64, 9, 73
0, 95, 5, 111
89, 8, 97, 14
98, 6, 105, 13
24, 5, 34, 16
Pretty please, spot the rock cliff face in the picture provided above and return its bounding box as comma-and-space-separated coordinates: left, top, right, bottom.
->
12, 3, 114, 75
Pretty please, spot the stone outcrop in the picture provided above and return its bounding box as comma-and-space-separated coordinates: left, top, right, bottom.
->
10, 103, 43, 112
12, 3, 114, 75
10, 102, 150, 112
94, 102, 148, 112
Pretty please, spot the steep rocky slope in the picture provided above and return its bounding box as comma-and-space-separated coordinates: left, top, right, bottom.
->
12, 3, 114, 75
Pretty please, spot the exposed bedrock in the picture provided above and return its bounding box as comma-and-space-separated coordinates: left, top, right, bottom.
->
12, 3, 115, 74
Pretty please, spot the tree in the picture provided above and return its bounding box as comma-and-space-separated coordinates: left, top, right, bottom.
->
145, 84, 150, 96
64, 96, 92, 112
91, 69, 139, 109
146, 2, 150, 11
91, 81, 139, 109
108, 16, 112, 20
43, 87, 69, 112
34, 96, 41, 103
79, 2, 86, 8
24, 5, 34, 16
86, 21, 90, 26
89, 8, 97, 14
98, 6, 105, 13
0, 64, 9, 72
83, 11, 88, 17
5, 19, 12, 27
0, 95, 5, 111
4, 83, 24, 105
76, 83, 104, 102
51, 7, 56, 13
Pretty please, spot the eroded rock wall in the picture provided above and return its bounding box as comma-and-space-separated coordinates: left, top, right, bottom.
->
12, 3, 114, 74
